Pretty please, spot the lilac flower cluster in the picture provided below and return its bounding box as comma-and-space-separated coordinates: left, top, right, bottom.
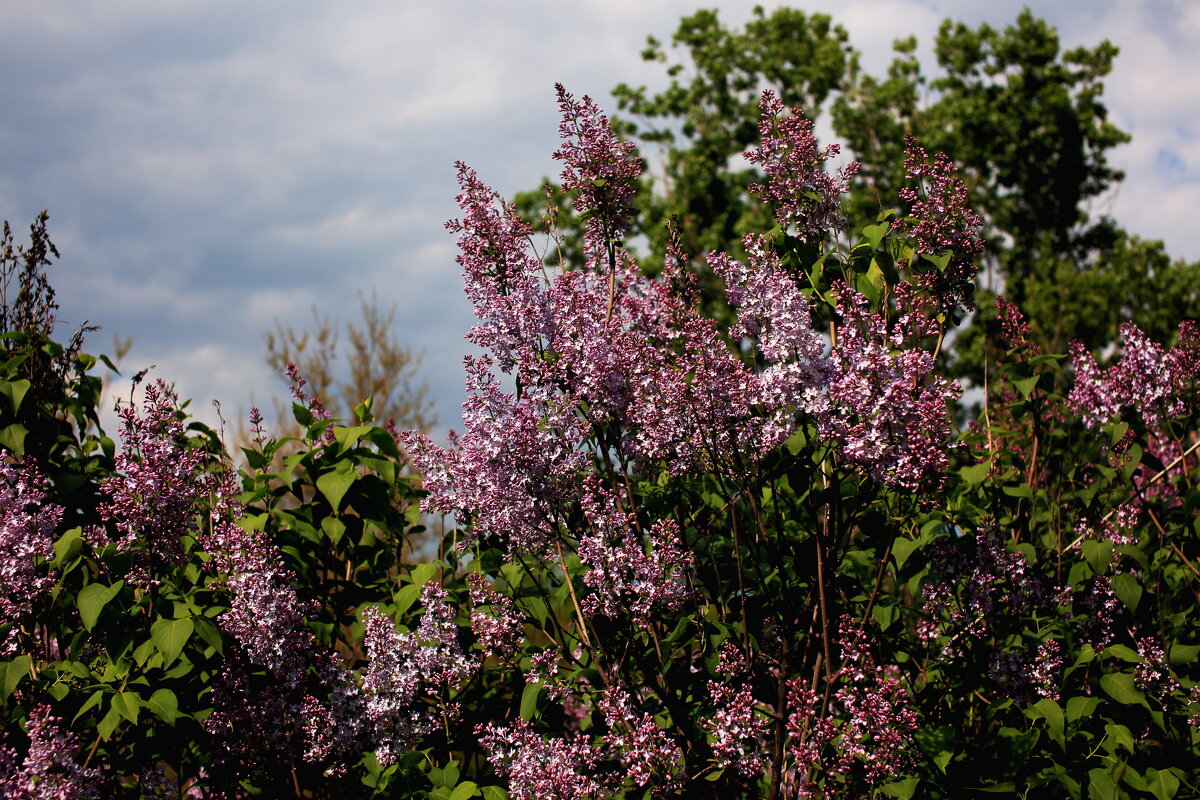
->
477, 718, 608, 800
0, 456, 60, 655
921, 527, 1063, 655
996, 296, 1039, 355
467, 572, 525, 660
990, 639, 1063, 702
703, 680, 770, 777
404, 359, 588, 556
0, 706, 103, 799
360, 585, 475, 766
896, 135, 984, 314
553, 83, 642, 259
745, 90, 858, 241
1068, 321, 1199, 429
598, 685, 683, 789
709, 233, 830, 436
576, 481, 693, 625
786, 622, 919, 794
824, 286, 960, 489
1134, 637, 1179, 702
97, 381, 205, 574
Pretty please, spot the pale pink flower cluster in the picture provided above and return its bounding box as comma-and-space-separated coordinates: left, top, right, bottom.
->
703, 681, 770, 777
1068, 321, 1199, 429
0, 456, 59, 655
824, 286, 960, 489
576, 481, 693, 625
0, 706, 103, 799
598, 685, 683, 789
97, 380, 205, 573
360, 584, 475, 766
405, 359, 588, 556
921, 527, 1062, 652
467, 572, 525, 660
477, 718, 608, 800
786, 623, 919, 794
990, 640, 1062, 702
745, 90, 858, 241
897, 134, 984, 315
1134, 637, 1179, 702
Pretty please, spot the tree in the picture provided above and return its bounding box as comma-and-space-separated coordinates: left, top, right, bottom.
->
525, 7, 1198, 381
263, 289, 436, 433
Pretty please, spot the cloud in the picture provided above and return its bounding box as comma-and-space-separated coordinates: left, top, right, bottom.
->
1, 0, 1197, 441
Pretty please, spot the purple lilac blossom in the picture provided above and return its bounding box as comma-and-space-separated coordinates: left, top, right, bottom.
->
709, 233, 831, 431
360, 585, 475, 766
1134, 637, 1179, 702
97, 380, 205, 574
787, 623, 919, 794
0, 705, 103, 799
921, 527, 1063, 654
703, 680, 770, 777
0, 456, 60, 655
1068, 321, 1199, 429
466, 572, 525, 660
477, 718, 609, 800
552, 83, 642, 259
598, 685, 683, 790
404, 359, 588, 556
824, 285, 960, 489
896, 134, 984, 315
745, 90, 858, 241
575, 480, 693, 626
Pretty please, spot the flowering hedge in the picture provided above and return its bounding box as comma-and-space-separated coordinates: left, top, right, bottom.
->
1, 85, 1198, 799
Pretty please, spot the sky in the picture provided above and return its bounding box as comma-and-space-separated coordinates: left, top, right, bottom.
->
0, 0, 1197, 441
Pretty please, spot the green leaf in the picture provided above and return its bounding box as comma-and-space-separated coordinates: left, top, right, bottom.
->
150, 617, 194, 667
0, 378, 31, 412
1169, 643, 1200, 666
879, 777, 920, 799
146, 688, 180, 724
322, 516, 346, 546
863, 221, 890, 248
1082, 540, 1113, 576
959, 459, 991, 485
334, 424, 374, 455
915, 725, 954, 772
1002, 482, 1033, 500
392, 584, 423, 618
77, 580, 124, 631
1066, 696, 1101, 722
316, 463, 356, 511
1143, 768, 1180, 800
52, 527, 84, 566
1100, 673, 1146, 707
480, 788, 509, 800
1103, 644, 1142, 663
112, 691, 140, 724
193, 615, 225, 656
1088, 767, 1118, 800
2, 655, 32, 699
98, 702, 122, 739
891, 536, 920, 570
1029, 698, 1064, 750
0, 423, 28, 455
449, 782, 480, 800
520, 681, 543, 721
1014, 375, 1039, 398
1110, 573, 1141, 612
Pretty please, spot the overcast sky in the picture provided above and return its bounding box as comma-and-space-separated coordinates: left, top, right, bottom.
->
1, 0, 1196, 440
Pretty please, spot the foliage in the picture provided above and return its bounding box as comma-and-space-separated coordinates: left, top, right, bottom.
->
2, 57, 1200, 800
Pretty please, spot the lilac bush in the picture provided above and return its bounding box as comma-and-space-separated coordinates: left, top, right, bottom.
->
1, 81, 1198, 800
